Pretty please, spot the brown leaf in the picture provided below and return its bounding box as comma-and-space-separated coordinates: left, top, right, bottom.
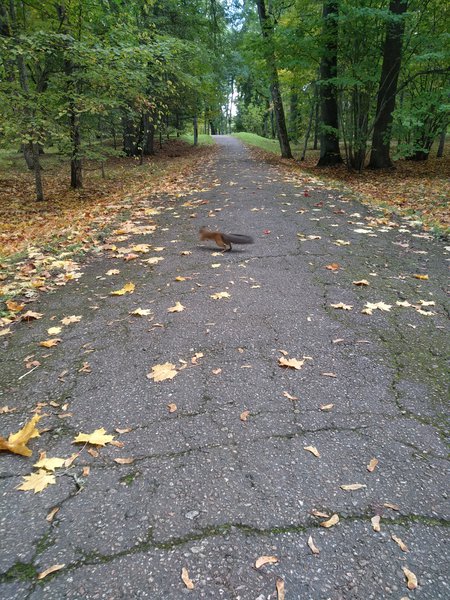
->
115, 427, 132, 434
278, 356, 305, 370
384, 502, 400, 511
212, 368, 222, 375
311, 509, 330, 518
167, 403, 177, 413
255, 555, 278, 569
37, 564, 65, 580
78, 362, 91, 373
392, 534, 409, 552
283, 391, 298, 400
371, 515, 381, 532
307, 535, 320, 555
403, 566, 418, 590
181, 567, 194, 590
320, 403, 334, 411
240, 410, 250, 422
6, 300, 25, 312
39, 338, 61, 348
21, 310, 43, 321
46, 507, 60, 522
325, 263, 340, 271
82, 466, 90, 477
367, 458, 378, 472
320, 514, 339, 528
276, 577, 285, 600
114, 457, 135, 465
304, 445, 320, 458
321, 372, 337, 378
340, 483, 367, 491
352, 279, 370, 286
61, 315, 82, 325
167, 301, 185, 312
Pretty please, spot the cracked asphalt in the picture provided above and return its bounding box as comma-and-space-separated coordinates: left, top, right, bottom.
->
1, 136, 449, 599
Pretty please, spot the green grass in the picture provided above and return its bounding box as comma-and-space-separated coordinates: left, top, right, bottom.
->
180, 134, 215, 146
232, 132, 282, 154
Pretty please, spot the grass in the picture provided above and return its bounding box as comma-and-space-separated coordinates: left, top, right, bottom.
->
180, 133, 215, 146
232, 132, 449, 233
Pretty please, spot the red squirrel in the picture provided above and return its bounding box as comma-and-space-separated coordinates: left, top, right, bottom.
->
199, 227, 254, 252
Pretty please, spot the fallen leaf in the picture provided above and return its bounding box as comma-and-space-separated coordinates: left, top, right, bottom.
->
78, 362, 91, 373
413, 274, 428, 280
73, 428, 115, 446
114, 457, 135, 465
0, 327, 11, 336
115, 427, 132, 434
240, 410, 250, 422
307, 535, 320, 555
321, 372, 337, 378
181, 567, 194, 590
340, 483, 367, 491
47, 326, 62, 335
39, 338, 61, 348
212, 368, 222, 375
396, 300, 412, 307
352, 280, 370, 286
17, 469, 56, 493
276, 577, 285, 600
87, 447, 99, 458
320, 514, 339, 528
304, 445, 320, 458
416, 309, 435, 316
371, 515, 381, 532
110, 282, 135, 296
392, 534, 409, 552
334, 239, 350, 246
168, 301, 185, 312
106, 269, 120, 276
46, 507, 60, 522
384, 502, 400, 511
82, 466, 90, 477
63, 453, 78, 468
0, 414, 41, 456
147, 362, 178, 382
0, 406, 17, 414
130, 308, 152, 316
110, 440, 124, 448
175, 276, 188, 281
403, 566, 418, 590
330, 302, 353, 310
367, 458, 378, 472
142, 256, 164, 265
34, 455, 65, 472
255, 555, 278, 569
210, 291, 230, 300
278, 357, 305, 370
418, 299, 435, 306
362, 301, 392, 314
37, 564, 65, 580
325, 263, 340, 271
61, 315, 82, 325
21, 310, 43, 321
320, 403, 334, 411
311, 509, 330, 518
191, 352, 204, 364
283, 391, 298, 401
167, 403, 177, 413
6, 300, 25, 312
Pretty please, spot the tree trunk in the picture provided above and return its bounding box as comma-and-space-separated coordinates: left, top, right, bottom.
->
437, 127, 446, 157
313, 86, 319, 150
256, 0, 293, 159
69, 108, 82, 188
368, 0, 408, 169
317, 0, 343, 166
289, 87, 299, 141
193, 114, 198, 146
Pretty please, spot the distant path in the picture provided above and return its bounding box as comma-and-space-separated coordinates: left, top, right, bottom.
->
1, 135, 449, 599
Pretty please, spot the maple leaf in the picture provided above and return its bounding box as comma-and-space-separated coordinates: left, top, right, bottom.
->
130, 308, 152, 316
34, 453, 66, 472
61, 315, 82, 325
278, 357, 305, 370
47, 326, 62, 336
362, 301, 392, 315
283, 391, 298, 401
6, 300, 25, 312
131, 244, 151, 253
167, 301, 185, 312
210, 291, 230, 300
142, 257, 164, 265
0, 414, 41, 457
17, 469, 56, 493
39, 338, 61, 348
330, 302, 353, 310
110, 282, 135, 295
320, 403, 334, 411
21, 310, 43, 321
396, 300, 412, 307
147, 362, 178, 382
73, 428, 115, 446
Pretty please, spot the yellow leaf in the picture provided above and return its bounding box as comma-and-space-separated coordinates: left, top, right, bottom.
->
340, 483, 367, 491
413, 274, 428, 280
330, 302, 353, 310
392, 534, 409, 552
17, 469, 56, 493
34, 455, 66, 472
130, 308, 152, 316
131, 244, 151, 253
352, 279, 370, 286
142, 256, 164, 265
47, 326, 62, 336
61, 315, 82, 325
6, 300, 25, 312
255, 555, 278, 569
210, 291, 230, 300
175, 276, 188, 281
278, 357, 305, 370
147, 362, 178, 382
320, 514, 339, 528
325, 263, 340, 271
181, 567, 194, 590
37, 564, 65, 580
367, 458, 378, 472
304, 445, 320, 458
371, 515, 381, 532
73, 428, 115, 446
403, 566, 418, 590
110, 282, 135, 296
307, 535, 320, 555
0, 415, 41, 457
39, 338, 61, 348
168, 301, 185, 312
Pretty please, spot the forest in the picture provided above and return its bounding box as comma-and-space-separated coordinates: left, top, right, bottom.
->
0, 0, 448, 211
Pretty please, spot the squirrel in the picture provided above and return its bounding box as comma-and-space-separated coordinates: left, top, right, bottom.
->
199, 226, 254, 252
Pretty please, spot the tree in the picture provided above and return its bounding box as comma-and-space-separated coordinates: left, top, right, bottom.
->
255, 0, 293, 159
368, 0, 408, 169
317, 0, 342, 166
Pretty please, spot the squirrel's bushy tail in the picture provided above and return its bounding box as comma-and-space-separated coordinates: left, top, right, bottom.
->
224, 233, 254, 244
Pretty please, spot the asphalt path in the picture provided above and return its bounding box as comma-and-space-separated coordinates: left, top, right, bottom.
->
1, 136, 449, 599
